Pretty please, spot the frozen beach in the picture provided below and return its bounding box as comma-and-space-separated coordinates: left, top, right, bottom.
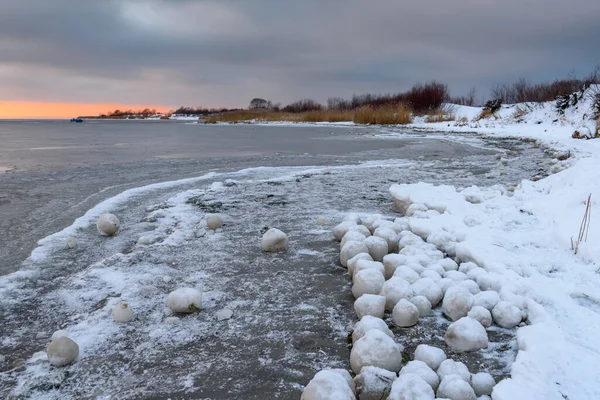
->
0, 104, 598, 399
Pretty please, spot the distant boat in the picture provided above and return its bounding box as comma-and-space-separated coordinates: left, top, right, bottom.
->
70, 118, 84, 123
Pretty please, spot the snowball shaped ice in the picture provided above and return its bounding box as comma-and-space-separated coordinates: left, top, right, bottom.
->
383, 254, 408, 279
301, 369, 356, 400
348, 253, 373, 277
354, 366, 396, 400
167, 287, 202, 313
352, 269, 385, 299
316, 216, 328, 226
410, 296, 432, 317
468, 306, 492, 328
112, 302, 134, 323
437, 359, 471, 382
471, 372, 495, 396
206, 214, 223, 230
473, 291, 501, 311
414, 344, 446, 371
438, 278, 455, 294
442, 287, 474, 321
437, 374, 477, 400
262, 228, 289, 252
476, 273, 503, 292
352, 315, 394, 343
411, 278, 443, 307
444, 317, 488, 352
364, 236, 389, 262
350, 329, 403, 374
380, 277, 414, 311
341, 231, 366, 249
444, 270, 468, 282
438, 258, 459, 272
392, 299, 420, 327
374, 227, 399, 253
354, 294, 386, 319
354, 260, 385, 279
47, 337, 79, 367
387, 373, 435, 400
492, 301, 522, 328
340, 241, 369, 267
96, 213, 120, 236
332, 221, 358, 241
51, 330, 69, 340
393, 266, 421, 284
456, 279, 481, 295
400, 360, 440, 391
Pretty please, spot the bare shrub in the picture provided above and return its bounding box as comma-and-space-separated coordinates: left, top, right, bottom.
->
425, 107, 455, 123
282, 99, 323, 113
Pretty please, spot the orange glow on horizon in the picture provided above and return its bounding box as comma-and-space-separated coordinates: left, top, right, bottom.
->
0, 101, 171, 119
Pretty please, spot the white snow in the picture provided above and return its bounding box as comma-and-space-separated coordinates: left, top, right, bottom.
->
471, 372, 495, 396
261, 228, 289, 252
437, 374, 477, 400
491, 301, 522, 329
444, 317, 489, 352
166, 287, 202, 313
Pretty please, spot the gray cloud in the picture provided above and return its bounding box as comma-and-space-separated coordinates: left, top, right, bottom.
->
0, 0, 599, 107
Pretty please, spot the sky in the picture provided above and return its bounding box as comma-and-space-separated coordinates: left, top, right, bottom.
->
0, 0, 599, 117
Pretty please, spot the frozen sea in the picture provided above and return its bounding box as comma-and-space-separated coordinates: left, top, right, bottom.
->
0, 120, 554, 399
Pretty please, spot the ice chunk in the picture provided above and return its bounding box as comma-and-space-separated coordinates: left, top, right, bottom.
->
374, 227, 399, 253
47, 337, 79, 367
341, 230, 367, 249
442, 287, 474, 321
354, 260, 385, 279
352, 315, 394, 343
473, 291, 501, 311
471, 372, 495, 396
206, 214, 223, 230
437, 359, 471, 382
467, 306, 492, 328
380, 277, 414, 311
348, 253, 373, 277
364, 236, 389, 262
399, 360, 440, 391
414, 344, 446, 371
392, 299, 420, 327
352, 269, 385, 299
492, 301, 522, 328
383, 254, 408, 279
476, 273, 503, 292
387, 373, 435, 400
112, 302, 134, 323
262, 228, 289, 252
411, 278, 443, 307
167, 287, 202, 313
96, 213, 120, 236
437, 258, 459, 272
354, 294, 386, 319
393, 266, 421, 284
216, 308, 234, 321
354, 366, 396, 400
332, 221, 358, 241
350, 329, 403, 374
51, 330, 69, 340
437, 374, 477, 400
444, 270, 468, 282
445, 317, 489, 352
410, 295, 432, 316
456, 279, 481, 295
340, 240, 369, 267
438, 278, 455, 294
301, 369, 356, 400
420, 270, 442, 282
458, 262, 479, 274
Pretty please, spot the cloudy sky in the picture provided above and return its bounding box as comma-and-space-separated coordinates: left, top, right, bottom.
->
1, 0, 599, 115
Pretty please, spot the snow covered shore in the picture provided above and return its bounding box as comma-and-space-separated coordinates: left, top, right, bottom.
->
305, 94, 599, 399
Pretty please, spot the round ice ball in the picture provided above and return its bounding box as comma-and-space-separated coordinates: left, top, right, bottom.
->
354, 366, 396, 400
332, 221, 357, 241
387, 373, 435, 400
206, 214, 223, 230
51, 330, 69, 340
352, 269, 385, 299
437, 374, 477, 400
167, 287, 202, 313
112, 302, 134, 323
350, 329, 403, 374
411, 278, 443, 307
301, 369, 355, 400
96, 213, 120, 236
261, 228, 289, 252
399, 360, 440, 391
340, 240, 369, 267
492, 301, 522, 328
442, 287, 474, 321
352, 315, 394, 343
471, 372, 495, 396
414, 344, 446, 371
364, 236, 389, 262
316, 216, 328, 226
354, 294, 386, 319
473, 290, 501, 311
467, 306, 492, 328
393, 265, 420, 284
444, 317, 488, 352
354, 260, 385, 279
348, 253, 373, 277
410, 295, 432, 317
437, 359, 471, 382
380, 277, 413, 311
341, 231, 366, 249
47, 337, 79, 367
392, 299, 420, 327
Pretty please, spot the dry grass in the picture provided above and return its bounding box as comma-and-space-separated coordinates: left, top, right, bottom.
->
512, 106, 529, 120
424, 108, 455, 123
596, 119, 600, 138
454, 116, 469, 127
353, 105, 412, 125
205, 106, 411, 125
571, 194, 592, 254
474, 109, 494, 122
